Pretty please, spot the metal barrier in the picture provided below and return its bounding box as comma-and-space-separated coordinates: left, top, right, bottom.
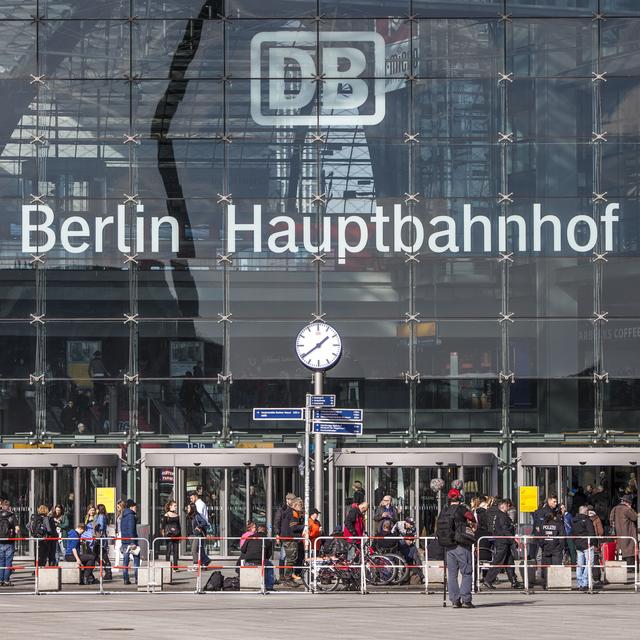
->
3, 532, 639, 597
474, 535, 639, 594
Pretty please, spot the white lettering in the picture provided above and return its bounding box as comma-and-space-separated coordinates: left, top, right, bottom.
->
567, 214, 597, 252
533, 203, 561, 252
463, 204, 491, 252
21, 205, 55, 253
322, 47, 368, 111
268, 215, 298, 253
117, 204, 130, 253
428, 216, 459, 253
61, 216, 90, 253
268, 48, 316, 110
393, 204, 423, 252
337, 216, 368, 263
94, 216, 114, 253
302, 216, 331, 253
372, 206, 390, 252
227, 204, 262, 253
151, 216, 179, 253
498, 214, 527, 252
602, 202, 619, 252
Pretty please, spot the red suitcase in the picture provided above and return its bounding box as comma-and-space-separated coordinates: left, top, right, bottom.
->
601, 541, 617, 562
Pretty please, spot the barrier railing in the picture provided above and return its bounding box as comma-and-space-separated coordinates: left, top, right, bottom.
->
474, 535, 639, 594
3, 532, 639, 596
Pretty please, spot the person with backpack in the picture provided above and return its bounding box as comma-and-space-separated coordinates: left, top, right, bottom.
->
187, 502, 211, 570
481, 499, 523, 590
435, 488, 476, 608
29, 504, 55, 568
120, 499, 141, 585
160, 500, 182, 572
93, 503, 112, 581
0, 499, 19, 586
280, 497, 305, 584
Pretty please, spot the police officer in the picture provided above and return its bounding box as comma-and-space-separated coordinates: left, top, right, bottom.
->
481, 499, 523, 590
528, 495, 560, 586
540, 511, 566, 589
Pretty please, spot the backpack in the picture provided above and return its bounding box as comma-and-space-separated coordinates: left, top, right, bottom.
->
435, 506, 457, 548
165, 520, 180, 537
0, 513, 12, 539
454, 520, 476, 547
223, 576, 240, 591
204, 571, 224, 592
28, 514, 49, 539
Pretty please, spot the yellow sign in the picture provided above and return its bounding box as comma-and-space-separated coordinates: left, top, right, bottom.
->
519, 486, 539, 512
236, 442, 274, 449
13, 443, 54, 449
95, 487, 116, 514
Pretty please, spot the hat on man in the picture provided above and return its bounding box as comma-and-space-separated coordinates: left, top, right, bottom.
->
621, 494, 634, 504
447, 488, 461, 500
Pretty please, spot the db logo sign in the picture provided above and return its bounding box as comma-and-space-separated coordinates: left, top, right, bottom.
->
250, 31, 386, 126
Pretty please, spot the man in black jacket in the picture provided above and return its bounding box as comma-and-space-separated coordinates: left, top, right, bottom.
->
274, 493, 295, 579
573, 505, 596, 591
482, 499, 523, 590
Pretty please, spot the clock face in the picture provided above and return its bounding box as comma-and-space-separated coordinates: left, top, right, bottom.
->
295, 322, 342, 371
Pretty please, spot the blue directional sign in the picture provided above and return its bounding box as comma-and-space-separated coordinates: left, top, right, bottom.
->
253, 408, 304, 421
313, 408, 363, 421
313, 422, 363, 435
307, 394, 336, 408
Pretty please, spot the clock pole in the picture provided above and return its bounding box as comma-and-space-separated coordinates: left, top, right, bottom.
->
313, 370, 324, 514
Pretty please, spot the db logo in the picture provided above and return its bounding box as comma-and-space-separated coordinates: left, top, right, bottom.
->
250, 31, 386, 126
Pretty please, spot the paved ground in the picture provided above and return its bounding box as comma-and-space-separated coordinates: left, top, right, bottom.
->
1, 590, 638, 639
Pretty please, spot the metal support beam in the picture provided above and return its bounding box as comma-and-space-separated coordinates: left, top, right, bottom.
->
314, 371, 324, 513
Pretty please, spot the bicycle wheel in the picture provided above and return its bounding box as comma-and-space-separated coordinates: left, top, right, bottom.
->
302, 561, 341, 592
366, 554, 395, 586
385, 553, 409, 585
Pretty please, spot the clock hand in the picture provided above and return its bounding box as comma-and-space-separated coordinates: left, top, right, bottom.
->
301, 336, 329, 358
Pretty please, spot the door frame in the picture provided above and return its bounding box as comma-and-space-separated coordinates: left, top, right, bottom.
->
517, 447, 640, 514
328, 447, 499, 533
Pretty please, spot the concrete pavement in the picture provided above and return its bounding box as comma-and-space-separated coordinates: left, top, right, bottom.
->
1, 591, 638, 639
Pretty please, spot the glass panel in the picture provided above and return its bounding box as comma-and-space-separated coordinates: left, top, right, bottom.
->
80, 467, 116, 523
414, 0, 503, 17
418, 466, 457, 536
0, 469, 30, 556
508, 19, 594, 77
184, 467, 223, 555
228, 467, 246, 554
507, 0, 597, 16
336, 466, 365, 532
601, 19, 640, 79
370, 467, 416, 531
463, 466, 491, 501
56, 467, 76, 528
33, 469, 53, 513
249, 467, 267, 526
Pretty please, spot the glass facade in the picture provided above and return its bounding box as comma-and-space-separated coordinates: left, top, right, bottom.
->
0, 0, 640, 466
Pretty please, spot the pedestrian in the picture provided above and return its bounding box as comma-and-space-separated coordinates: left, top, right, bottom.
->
64, 523, 96, 585
29, 504, 55, 568
392, 517, 424, 583
561, 503, 576, 566
481, 499, 523, 590
120, 499, 140, 585
573, 505, 596, 591
93, 503, 112, 580
529, 494, 560, 586
187, 503, 210, 570
374, 495, 399, 532
52, 504, 69, 564
114, 499, 126, 570
241, 524, 275, 591
582, 503, 604, 587
160, 500, 181, 572
609, 494, 638, 573
435, 488, 475, 608
308, 508, 322, 551
280, 497, 305, 584
540, 511, 566, 589
274, 492, 296, 580
0, 499, 19, 587
352, 480, 365, 505
343, 501, 368, 542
